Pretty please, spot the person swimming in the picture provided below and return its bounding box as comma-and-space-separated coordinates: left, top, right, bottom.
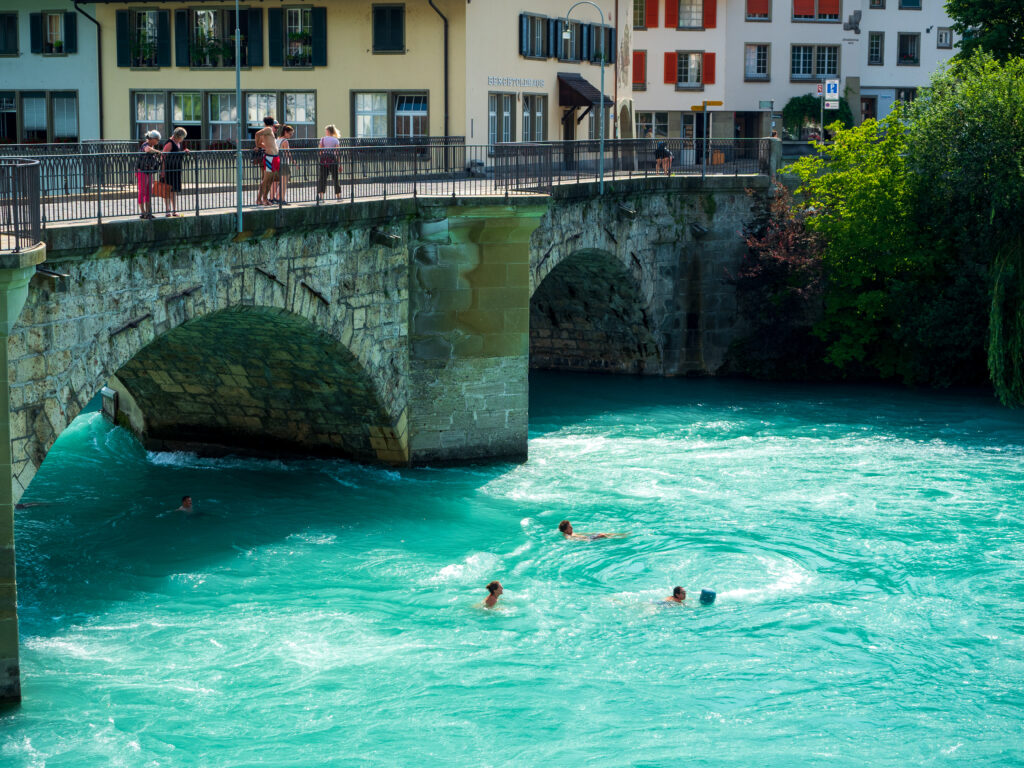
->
665, 586, 686, 603
557, 520, 625, 541
483, 580, 503, 608
176, 495, 196, 515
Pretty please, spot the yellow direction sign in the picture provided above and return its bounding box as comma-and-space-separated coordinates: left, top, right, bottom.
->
690, 101, 724, 112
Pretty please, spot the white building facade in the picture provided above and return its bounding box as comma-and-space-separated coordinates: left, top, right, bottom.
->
632, 0, 957, 139
0, 1, 100, 143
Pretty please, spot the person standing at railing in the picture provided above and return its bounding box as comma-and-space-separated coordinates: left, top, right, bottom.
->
135, 131, 162, 220
317, 124, 342, 201
160, 127, 189, 217
269, 125, 294, 205
254, 116, 280, 206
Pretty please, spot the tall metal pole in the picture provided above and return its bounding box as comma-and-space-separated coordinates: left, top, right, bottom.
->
565, 1, 606, 194
235, 0, 242, 232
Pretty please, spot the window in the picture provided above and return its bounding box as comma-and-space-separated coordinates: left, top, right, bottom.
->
354, 92, 387, 138
633, 0, 646, 28
0, 13, 16, 55
633, 50, 647, 90
41, 11, 65, 54
53, 93, 78, 142
745, 43, 769, 81
590, 25, 614, 62
208, 93, 238, 147
0, 93, 15, 142
132, 10, 160, 67
285, 92, 317, 138
488, 93, 515, 144
868, 32, 883, 64
171, 92, 202, 141
394, 94, 427, 139
285, 7, 312, 67
792, 0, 840, 21
520, 14, 548, 58
791, 44, 838, 79
898, 33, 920, 65
746, 0, 771, 20
678, 0, 703, 28
22, 93, 47, 143
373, 5, 404, 53
677, 51, 703, 88
637, 111, 668, 139
937, 27, 952, 48
191, 9, 247, 68
587, 106, 609, 140
895, 87, 917, 103
246, 92, 276, 132
898, 0, 920, 8
869, 0, 884, 6
560, 21, 583, 61
522, 95, 547, 141
135, 92, 165, 139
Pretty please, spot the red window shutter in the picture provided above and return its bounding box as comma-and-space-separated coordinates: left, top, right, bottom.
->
665, 0, 679, 28
645, 0, 660, 27
702, 51, 716, 84
747, 0, 771, 16
633, 50, 646, 84
703, 0, 717, 28
818, 0, 839, 14
793, 0, 815, 15
664, 51, 678, 84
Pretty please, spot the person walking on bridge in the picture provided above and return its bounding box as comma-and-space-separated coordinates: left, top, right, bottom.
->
135, 131, 162, 220
255, 116, 280, 206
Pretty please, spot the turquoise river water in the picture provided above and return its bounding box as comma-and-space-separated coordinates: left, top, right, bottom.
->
2, 373, 1023, 767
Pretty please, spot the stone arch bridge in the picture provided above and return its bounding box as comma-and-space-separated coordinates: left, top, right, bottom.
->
0, 174, 767, 701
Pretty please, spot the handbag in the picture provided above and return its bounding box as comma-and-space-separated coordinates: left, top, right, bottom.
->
152, 180, 172, 199
250, 146, 265, 166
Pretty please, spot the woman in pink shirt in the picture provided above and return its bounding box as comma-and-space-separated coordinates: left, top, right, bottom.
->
317, 124, 342, 200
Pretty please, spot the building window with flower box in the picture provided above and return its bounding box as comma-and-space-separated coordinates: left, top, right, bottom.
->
115, 9, 169, 68
897, 33, 920, 65
30, 11, 76, 55
177, 8, 261, 69
267, 7, 326, 67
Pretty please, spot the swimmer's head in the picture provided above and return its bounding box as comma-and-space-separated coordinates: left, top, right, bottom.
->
558, 520, 572, 534
181, 495, 192, 505
486, 580, 502, 595
673, 587, 686, 600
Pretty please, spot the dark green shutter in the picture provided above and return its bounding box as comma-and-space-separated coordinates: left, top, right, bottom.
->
519, 14, 528, 56
267, 8, 282, 66
581, 24, 590, 61
156, 10, 170, 67
247, 8, 262, 66
311, 7, 327, 66
0, 15, 15, 55
392, 7, 404, 51
29, 12, 41, 53
608, 28, 616, 63
174, 10, 188, 66
115, 10, 129, 66
64, 13, 77, 53
547, 19, 556, 58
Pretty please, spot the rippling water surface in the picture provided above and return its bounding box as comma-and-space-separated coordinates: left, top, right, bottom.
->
3, 374, 1024, 767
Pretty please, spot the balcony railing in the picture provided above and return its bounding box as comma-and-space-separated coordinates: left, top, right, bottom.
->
0, 158, 42, 253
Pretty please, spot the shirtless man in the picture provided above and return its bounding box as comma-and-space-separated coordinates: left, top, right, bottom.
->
557, 520, 625, 540
255, 115, 280, 206
483, 580, 503, 608
665, 586, 686, 603
176, 495, 195, 515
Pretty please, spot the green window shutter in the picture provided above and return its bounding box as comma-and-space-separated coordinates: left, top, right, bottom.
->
29, 12, 41, 53
64, 12, 78, 53
311, 7, 327, 66
519, 14, 528, 56
174, 10, 188, 66
115, 10, 129, 66
608, 28, 616, 63
247, 8, 263, 66
267, 8, 282, 66
156, 10, 171, 67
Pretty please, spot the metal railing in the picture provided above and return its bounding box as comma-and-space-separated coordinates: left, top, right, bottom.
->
0, 158, 42, 253
12, 138, 769, 226
0, 136, 467, 156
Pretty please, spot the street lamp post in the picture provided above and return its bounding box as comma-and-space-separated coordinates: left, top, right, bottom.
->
563, 1, 607, 195
234, 0, 242, 233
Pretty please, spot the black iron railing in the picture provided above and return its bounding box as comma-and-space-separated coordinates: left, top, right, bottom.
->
0, 136, 468, 156
0, 158, 42, 253
17, 138, 769, 225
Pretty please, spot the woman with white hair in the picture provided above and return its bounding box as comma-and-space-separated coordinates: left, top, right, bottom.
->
135, 130, 162, 220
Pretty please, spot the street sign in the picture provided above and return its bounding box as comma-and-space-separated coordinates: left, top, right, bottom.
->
816, 84, 823, 94
825, 79, 840, 98
758, 100, 773, 109
825, 100, 839, 110
703, 100, 724, 106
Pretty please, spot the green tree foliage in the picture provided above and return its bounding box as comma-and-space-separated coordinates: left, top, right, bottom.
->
781, 94, 854, 136
946, 0, 1024, 61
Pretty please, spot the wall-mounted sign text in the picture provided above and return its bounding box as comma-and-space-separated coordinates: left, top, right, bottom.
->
487, 77, 545, 89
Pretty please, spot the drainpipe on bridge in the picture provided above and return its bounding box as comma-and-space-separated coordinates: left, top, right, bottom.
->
73, 2, 103, 139
0, 243, 47, 704
427, 0, 449, 137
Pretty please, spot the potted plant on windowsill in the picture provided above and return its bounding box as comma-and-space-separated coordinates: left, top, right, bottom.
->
52, 40, 63, 54
131, 37, 158, 67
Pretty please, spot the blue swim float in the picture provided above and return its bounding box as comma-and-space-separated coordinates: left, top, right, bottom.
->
699, 589, 716, 605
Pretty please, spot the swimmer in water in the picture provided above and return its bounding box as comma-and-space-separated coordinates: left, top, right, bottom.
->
176, 495, 195, 515
666, 586, 686, 603
557, 520, 625, 541
484, 580, 503, 608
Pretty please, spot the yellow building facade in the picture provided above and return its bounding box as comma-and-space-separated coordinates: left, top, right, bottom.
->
93, 0, 631, 145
